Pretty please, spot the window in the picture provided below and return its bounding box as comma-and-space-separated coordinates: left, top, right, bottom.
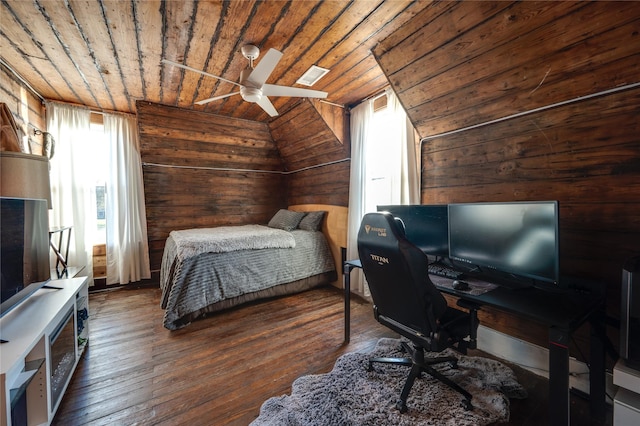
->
364, 98, 402, 213
89, 116, 108, 244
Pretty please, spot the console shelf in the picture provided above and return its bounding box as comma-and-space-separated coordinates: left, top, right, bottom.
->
1, 277, 88, 426
614, 359, 640, 424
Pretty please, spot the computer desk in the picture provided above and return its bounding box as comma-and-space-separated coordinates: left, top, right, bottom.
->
342, 259, 606, 426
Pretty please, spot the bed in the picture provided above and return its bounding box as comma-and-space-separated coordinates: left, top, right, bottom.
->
160, 204, 348, 330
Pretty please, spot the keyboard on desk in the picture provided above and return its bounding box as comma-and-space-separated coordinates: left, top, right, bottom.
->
428, 263, 464, 280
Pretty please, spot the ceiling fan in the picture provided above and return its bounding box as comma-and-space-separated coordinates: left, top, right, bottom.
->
162, 45, 328, 117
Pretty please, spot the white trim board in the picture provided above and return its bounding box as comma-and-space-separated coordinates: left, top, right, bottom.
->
476, 325, 591, 395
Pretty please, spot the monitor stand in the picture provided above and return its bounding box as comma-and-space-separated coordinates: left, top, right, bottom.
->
42, 284, 63, 290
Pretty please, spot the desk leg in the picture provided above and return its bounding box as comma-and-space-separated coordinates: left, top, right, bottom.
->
549, 328, 570, 426
49, 239, 66, 269
63, 227, 72, 268
343, 264, 351, 344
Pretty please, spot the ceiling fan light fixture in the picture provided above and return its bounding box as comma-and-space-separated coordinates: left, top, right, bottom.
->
240, 86, 262, 103
296, 65, 329, 86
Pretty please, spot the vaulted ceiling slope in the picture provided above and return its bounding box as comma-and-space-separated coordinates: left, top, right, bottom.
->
0, 0, 430, 122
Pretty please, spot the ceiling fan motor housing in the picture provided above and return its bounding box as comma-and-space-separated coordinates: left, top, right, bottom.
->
239, 67, 262, 102
240, 86, 262, 103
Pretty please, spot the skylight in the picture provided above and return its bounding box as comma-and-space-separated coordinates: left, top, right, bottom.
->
296, 65, 330, 86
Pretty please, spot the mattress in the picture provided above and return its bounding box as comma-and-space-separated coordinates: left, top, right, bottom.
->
160, 228, 336, 330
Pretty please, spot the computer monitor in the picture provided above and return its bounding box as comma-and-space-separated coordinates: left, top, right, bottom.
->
377, 204, 449, 257
448, 201, 560, 289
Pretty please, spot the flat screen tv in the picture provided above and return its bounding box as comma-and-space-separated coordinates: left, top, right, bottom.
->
1, 197, 51, 317
448, 201, 560, 289
377, 204, 449, 257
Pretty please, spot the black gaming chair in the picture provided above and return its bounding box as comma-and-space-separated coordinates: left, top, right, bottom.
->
357, 212, 480, 412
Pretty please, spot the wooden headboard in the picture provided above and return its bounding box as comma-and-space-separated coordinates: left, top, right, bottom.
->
289, 204, 348, 286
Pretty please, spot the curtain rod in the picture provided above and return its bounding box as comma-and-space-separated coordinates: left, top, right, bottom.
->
44, 99, 134, 118
142, 158, 350, 175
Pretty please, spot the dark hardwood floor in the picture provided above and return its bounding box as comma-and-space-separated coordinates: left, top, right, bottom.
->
53, 285, 612, 425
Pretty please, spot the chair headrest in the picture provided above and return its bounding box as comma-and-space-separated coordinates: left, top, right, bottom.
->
358, 211, 408, 246
394, 217, 406, 235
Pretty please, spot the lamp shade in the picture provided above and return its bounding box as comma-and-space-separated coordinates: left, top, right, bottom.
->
0, 151, 52, 208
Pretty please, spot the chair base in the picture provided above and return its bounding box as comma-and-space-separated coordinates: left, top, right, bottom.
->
368, 341, 473, 413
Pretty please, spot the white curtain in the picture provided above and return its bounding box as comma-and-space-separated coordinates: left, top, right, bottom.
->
46, 102, 94, 282
388, 91, 420, 205
104, 113, 151, 285
346, 88, 420, 297
346, 98, 373, 297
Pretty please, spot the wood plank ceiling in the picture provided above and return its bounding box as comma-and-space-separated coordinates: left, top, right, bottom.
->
0, 0, 430, 122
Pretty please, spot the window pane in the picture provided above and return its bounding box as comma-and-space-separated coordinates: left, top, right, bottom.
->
89, 122, 108, 244
364, 107, 399, 212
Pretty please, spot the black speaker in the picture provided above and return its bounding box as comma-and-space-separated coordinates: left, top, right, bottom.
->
621, 255, 640, 371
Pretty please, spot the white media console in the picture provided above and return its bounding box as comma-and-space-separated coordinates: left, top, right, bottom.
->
614, 359, 640, 425
0, 277, 89, 426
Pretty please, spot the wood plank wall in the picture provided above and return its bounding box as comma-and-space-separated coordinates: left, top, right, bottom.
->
373, 2, 640, 353
137, 101, 287, 271
137, 100, 350, 273
0, 64, 46, 155
269, 99, 351, 207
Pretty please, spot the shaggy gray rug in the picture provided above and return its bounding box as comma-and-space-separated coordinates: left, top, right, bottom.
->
251, 338, 527, 426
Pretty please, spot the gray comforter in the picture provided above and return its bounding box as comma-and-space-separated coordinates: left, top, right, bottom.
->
160, 227, 335, 330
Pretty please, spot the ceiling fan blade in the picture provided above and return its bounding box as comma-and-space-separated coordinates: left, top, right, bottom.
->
256, 96, 279, 117
245, 48, 283, 87
262, 84, 328, 99
195, 91, 240, 105
162, 59, 242, 88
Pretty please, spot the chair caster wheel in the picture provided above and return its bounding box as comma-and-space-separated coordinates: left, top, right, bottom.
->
396, 401, 408, 413
462, 399, 473, 411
